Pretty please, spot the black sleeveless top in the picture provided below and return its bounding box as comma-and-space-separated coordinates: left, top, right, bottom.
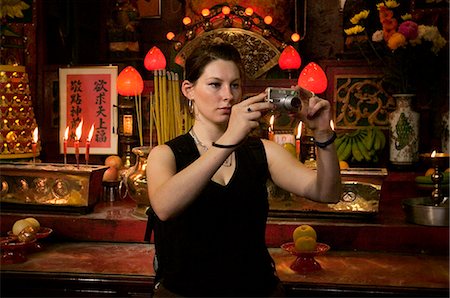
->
152, 133, 279, 297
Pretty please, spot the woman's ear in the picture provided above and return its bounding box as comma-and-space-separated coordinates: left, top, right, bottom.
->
181, 80, 194, 99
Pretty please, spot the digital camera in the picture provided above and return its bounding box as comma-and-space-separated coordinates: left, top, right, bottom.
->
266, 87, 301, 111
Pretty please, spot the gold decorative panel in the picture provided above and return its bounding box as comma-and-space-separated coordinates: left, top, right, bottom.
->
175, 28, 280, 80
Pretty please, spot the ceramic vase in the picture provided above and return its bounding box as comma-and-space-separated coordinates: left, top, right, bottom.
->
126, 146, 151, 220
388, 94, 420, 166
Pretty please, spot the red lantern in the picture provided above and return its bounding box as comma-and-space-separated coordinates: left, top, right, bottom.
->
278, 45, 301, 70
144, 46, 167, 71
117, 66, 144, 96
297, 62, 328, 94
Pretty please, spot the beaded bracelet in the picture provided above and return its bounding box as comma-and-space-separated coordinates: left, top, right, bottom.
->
314, 131, 337, 148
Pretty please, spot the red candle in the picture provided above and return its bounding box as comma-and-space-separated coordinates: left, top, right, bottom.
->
63, 126, 69, 165
75, 120, 83, 168
296, 121, 302, 160
31, 127, 38, 164
268, 115, 275, 141
85, 124, 94, 165
74, 140, 80, 168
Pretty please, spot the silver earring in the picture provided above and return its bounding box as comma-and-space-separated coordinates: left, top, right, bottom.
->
188, 99, 194, 114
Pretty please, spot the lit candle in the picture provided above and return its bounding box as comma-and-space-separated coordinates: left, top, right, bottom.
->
269, 115, 275, 141
75, 120, 83, 169
85, 124, 94, 165
296, 121, 303, 160
431, 150, 437, 167
63, 126, 69, 165
32, 127, 38, 165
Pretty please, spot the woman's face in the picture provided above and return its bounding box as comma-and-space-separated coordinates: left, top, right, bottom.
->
189, 59, 242, 125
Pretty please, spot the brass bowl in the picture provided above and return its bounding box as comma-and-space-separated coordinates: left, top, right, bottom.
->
402, 197, 449, 226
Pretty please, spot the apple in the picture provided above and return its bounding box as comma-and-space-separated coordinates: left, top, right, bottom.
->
293, 224, 317, 242
294, 236, 317, 252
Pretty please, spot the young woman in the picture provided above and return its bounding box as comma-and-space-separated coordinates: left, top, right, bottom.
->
146, 42, 342, 297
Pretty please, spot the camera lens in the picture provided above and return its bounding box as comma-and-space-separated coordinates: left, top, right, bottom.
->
282, 96, 301, 111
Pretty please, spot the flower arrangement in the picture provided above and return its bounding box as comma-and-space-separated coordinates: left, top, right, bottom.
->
0, 0, 30, 19
344, 0, 448, 95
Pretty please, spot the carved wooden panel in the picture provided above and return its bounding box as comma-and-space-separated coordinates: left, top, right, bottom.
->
323, 61, 395, 130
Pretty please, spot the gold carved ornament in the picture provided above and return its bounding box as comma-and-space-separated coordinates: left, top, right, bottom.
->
174, 28, 280, 80
334, 76, 395, 129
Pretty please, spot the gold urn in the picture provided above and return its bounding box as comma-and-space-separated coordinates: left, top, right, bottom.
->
126, 146, 151, 220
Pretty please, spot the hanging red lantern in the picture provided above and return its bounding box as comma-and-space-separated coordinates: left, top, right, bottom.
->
297, 62, 328, 94
144, 46, 167, 71
278, 45, 302, 70
117, 66, 144, 96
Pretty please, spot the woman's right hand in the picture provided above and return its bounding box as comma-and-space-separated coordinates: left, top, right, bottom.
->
223, 91, 274, 144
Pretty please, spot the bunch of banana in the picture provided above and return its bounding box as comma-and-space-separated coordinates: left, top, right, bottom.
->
335, 127, 386, 162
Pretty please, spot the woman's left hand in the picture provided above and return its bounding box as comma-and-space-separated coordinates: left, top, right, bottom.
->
295, 86, 332, 132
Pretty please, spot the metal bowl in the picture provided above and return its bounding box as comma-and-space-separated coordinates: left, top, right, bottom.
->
402, 197, 449, 226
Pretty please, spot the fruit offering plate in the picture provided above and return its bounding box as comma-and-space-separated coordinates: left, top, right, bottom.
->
8, 227, 53, 239
8, 227, 53, 251
35, 227, 53, 239
1, 236, 37, 264
281, 242, 330, 274
415, 173, 450, 190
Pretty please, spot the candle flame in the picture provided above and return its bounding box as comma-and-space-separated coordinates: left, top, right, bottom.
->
32, 127, 38, 143
269, 115, 274, 130
296, 121, 303, 139
64, 126, 69, 140
431, 150, 436, 158
75, 120, 83, 141
87, 124, 95, 142
330, 119, 335, 131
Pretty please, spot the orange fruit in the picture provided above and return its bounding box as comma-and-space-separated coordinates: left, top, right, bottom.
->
425, 168, 435, 176
24, 217, 40, 230
105, 155, 123, 169
339, 160, 349, 169
103, 166, 119, 181
294, 236, 317, 252
12, 219, 33, 236
293, 224, 317, 242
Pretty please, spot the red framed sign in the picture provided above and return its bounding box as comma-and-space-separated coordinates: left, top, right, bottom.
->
59, 66, 118, 155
